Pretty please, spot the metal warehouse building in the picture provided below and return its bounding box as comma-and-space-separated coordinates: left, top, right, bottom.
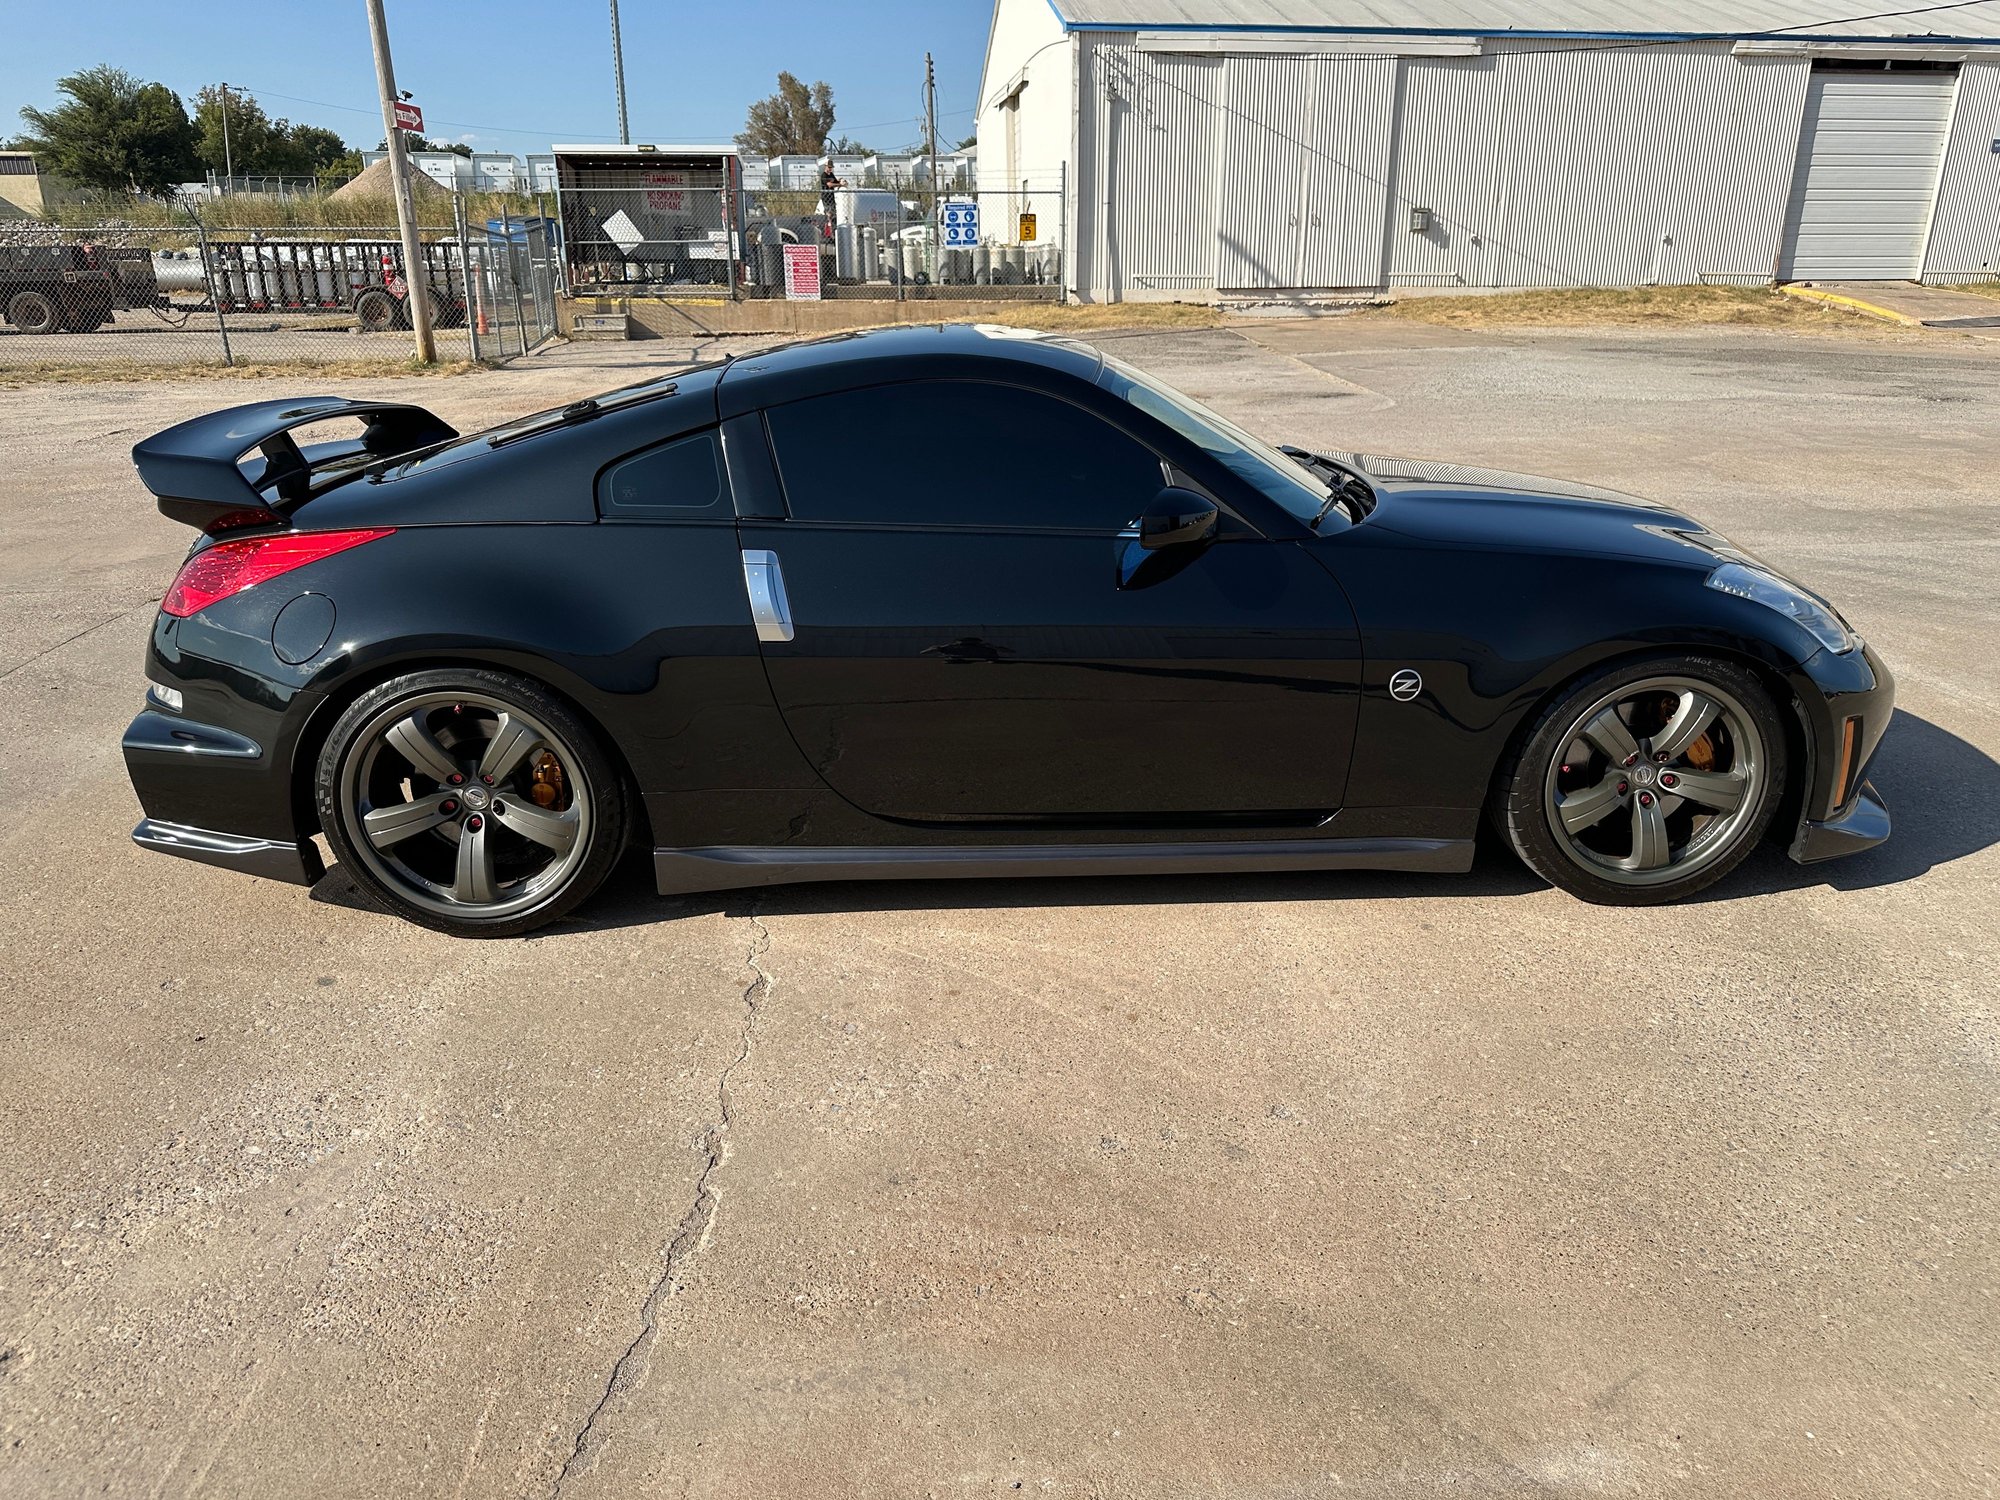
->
975, 1, 2000, 300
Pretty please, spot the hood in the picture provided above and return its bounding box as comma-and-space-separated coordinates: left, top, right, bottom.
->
1328, 449, 1755, 572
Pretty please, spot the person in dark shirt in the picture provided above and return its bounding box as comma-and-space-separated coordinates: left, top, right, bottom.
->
818, 156, 844, 241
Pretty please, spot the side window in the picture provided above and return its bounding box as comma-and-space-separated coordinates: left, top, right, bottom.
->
597, 429, 727, 518
765, 380, 1164, 531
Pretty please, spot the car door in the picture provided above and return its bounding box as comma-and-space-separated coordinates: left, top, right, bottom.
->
734, 376, 1363, 826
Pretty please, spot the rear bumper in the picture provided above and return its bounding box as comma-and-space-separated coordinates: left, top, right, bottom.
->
132, 818, 324, 886
123, 705, 318, 879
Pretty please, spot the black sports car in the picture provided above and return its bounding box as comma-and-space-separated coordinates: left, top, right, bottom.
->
122, 324, 1892, 936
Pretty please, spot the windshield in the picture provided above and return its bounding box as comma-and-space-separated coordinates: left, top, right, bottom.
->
1095, 353, 1333, 525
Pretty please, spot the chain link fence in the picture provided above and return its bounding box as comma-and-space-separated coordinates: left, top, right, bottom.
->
557, 180, 1067, 303
0, 212, 560, 370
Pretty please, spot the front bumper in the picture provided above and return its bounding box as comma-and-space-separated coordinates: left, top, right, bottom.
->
1789, 777, 1890, 864
1784, 639, 1895, 866
132, 818, 325, 885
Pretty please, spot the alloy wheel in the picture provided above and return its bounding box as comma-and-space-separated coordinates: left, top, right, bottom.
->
1541, 675, 1766, 888
338, 691, 594, 920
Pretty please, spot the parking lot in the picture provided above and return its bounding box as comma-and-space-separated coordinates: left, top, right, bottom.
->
2, 318, 1994, 1497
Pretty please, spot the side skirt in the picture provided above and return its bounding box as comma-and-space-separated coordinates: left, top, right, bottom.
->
653, 838, 1474, 896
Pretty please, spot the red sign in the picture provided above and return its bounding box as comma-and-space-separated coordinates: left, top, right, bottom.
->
393, 100, 423, 133
783, 243, 822, 300
644, 170, 687, 212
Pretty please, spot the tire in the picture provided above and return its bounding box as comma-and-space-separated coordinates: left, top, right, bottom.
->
7, 290, 61, 335
1496, 654, 1788, 905
59, 289, 109, 332
353, 288, 399, 333
315, 669, 629, 937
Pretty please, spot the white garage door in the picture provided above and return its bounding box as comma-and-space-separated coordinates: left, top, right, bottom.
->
1779, 67, 1957, 281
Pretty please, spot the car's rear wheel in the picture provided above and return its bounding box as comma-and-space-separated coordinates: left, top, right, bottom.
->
315, 669, 628, 937
1498, 655, 1787, 904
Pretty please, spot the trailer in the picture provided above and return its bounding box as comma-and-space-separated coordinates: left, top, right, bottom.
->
553, 145, 745, 294
1, 242, 159, 334
197, 238, 467, 331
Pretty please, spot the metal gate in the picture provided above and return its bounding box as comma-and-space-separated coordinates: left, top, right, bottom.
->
1778, 64, 1958, 281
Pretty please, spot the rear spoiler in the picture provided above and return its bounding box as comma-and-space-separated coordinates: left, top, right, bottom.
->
131, 397, 458, 531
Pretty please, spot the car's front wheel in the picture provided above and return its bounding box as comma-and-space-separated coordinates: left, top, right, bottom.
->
1498, 655, 1787, 904
315, 669, 628, 937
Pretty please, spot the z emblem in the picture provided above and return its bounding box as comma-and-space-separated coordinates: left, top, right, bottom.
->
1388, 669, 1423, 702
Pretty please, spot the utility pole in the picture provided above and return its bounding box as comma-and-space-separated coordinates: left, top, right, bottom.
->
219, 83, 234, 189
365, 0, 436, 362
924, 52, 940, 278
609, 0, 630, 145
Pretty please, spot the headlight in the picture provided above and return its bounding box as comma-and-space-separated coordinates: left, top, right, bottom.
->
1706, 563, 1857, 654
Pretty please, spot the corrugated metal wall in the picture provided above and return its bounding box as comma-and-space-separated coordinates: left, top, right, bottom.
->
1475, 41, 1809, 288
1074, 33, 1859, 296
1923, 60, 2000, 282
1076, 44, 1225, 294
1216, 55, 1315, 287
1301, 57, 1399, 286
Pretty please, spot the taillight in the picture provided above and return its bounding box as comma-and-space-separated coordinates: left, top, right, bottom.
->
162, 528, 392, 618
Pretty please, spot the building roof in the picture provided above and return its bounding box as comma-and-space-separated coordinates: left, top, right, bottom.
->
1042, 0, 2000, 40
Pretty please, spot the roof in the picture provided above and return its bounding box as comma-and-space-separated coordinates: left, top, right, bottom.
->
1041, 0, 2000, 41
716, 324, 1102, 420
550, 144, 738, 156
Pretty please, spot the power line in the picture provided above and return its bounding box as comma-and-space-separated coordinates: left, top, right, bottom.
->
226, 83, 971, 148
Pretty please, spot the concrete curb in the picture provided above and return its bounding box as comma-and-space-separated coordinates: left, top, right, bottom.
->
1777, 284, 1920, 325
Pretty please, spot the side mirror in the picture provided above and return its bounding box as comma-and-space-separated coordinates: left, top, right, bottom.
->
1137, 487, 1220, 552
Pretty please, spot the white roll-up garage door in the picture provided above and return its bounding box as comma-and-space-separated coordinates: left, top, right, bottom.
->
1778, 66, 1958, 282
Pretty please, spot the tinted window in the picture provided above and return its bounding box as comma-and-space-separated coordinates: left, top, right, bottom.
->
597, 429, 726, 517
766, 380, 1164, 530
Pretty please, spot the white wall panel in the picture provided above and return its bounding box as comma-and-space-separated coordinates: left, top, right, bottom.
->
1299, 56, 1398, 287
1385, 54, 1499, 286
1067, 31, 2000, 296
1216, 55, 1314, 287
1923, 61, 2000, 281
1779, 69, 1957, 280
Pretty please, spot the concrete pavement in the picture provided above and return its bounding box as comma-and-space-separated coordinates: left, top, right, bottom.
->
1, 320, 1995, 1498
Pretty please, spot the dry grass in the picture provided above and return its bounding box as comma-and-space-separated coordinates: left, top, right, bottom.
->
1950, 282, 2000, 302
0, 357, 483, 389
933, 302, 1226, 331
35, 191, 540, 235
1380, 284, 1880, 329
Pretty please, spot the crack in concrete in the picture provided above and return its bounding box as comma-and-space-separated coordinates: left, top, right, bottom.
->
0, 598, 156, 683
548, 905, 772, 1496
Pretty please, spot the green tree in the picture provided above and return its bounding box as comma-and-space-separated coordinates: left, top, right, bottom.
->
826, 135, 876, 156
193, 86, 276, 175
737, 72, 836, 157
193, 88, 350, 178
17, 66, 198, 195
273, 124, 349, 176
380, 135, 471, 157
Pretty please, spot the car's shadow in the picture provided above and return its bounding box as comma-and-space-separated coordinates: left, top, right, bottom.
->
1692, 709, 2000, 902
309, 710, 1995, 933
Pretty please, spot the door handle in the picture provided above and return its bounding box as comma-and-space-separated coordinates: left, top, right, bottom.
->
741, 549, 794, 643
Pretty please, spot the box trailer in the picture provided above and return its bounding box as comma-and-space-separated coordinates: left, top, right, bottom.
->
553, 145, 745, 293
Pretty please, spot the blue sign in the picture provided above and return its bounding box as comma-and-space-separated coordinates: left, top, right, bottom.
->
942, 200, 980, 248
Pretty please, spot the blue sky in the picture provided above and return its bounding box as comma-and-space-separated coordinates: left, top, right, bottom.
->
4, 0, 995, 156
